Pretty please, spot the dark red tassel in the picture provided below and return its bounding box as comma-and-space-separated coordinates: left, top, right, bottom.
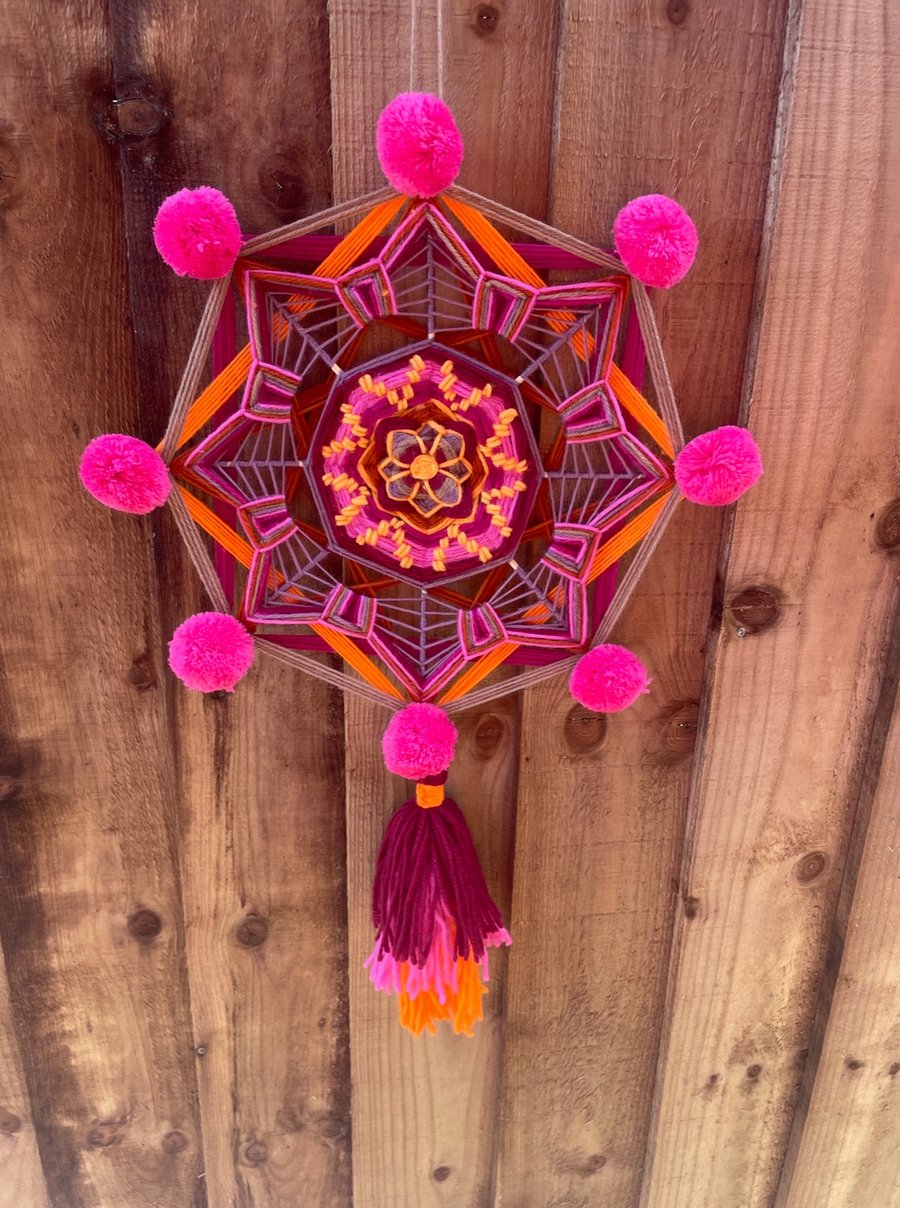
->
366, 780, 511, 1035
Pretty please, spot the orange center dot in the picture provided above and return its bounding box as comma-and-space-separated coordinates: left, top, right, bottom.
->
409, 454, 439, 481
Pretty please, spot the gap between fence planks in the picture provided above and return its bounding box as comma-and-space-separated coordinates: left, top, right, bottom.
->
496, 1, 790, 1203
640, 0, 900, 1204
328, 0, 558, 1203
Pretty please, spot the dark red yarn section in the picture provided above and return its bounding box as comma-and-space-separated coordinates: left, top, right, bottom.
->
371, 797, 505, 966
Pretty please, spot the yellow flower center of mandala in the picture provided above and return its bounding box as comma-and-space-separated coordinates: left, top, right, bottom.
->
409, 453, 439, 481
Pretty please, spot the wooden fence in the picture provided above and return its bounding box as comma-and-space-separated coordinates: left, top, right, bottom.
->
0, 0, 898, 1204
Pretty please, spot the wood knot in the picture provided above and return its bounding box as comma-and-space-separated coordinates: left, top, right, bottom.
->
581, 1153, 606, 1174
92, 83, 169, 143
564, 704, 607, 753
0, 775, 21, 804
473, 5, 500, 36
0, 137, 25, 209
236, 914, 268, 948
315, 1115, 346, 1141
258, 153, 307, 217
683, 894, 701, 919
126, 908, 162, 942
0, 1108, 22, 1134
161, 1130, 188, 1154
275, 1106, 305, 1133
746, 1064, 762, 1080
661, 701, 699, 759
127, 655, 155, 691
875, 500, 900, 551
114, 96, 169, 139
794, 851, 828, 885
666, 0, 690, 24
846, 1058, 864, 1071
727, 586, 780, 635
473, 713, 505, 758
888, 1062, 900, 1076
245, 1140, 268, 1165
87, 1121, 122, 1148
432, 1166, 451, 1182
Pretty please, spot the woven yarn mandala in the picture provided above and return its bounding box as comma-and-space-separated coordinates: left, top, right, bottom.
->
81, 93, 762, 1036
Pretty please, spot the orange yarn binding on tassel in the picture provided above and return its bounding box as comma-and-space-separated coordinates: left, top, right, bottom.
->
415, 782, 445, 808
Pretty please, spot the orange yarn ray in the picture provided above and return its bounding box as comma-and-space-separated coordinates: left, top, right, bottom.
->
587, 490, 672, 583
438, 640, 518, 705
398, 958, 488, 1037
164, 196, 407, 455
608, 363, 674, 460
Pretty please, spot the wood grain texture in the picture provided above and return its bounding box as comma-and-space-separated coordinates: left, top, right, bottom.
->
497, 2, 789, 1203
641, 0, 900, 1203
777, 619, 900, 1208
101, 2, 352, 1204
328, 1, 557, 1203
0, 3, 204, 1204
3, 2, 900, 1205
774, 3, 900, 1198
0, 959, 48, 1208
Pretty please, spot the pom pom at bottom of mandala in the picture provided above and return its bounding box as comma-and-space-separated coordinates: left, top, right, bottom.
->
675, 425, 763, 506
168, 612, 254, 693
570, 644, 651, 713
614, 194, 698, 288
376, 92, 464, 197
154, 187, 242, 278
79, 434, 171, 513
382, 703, 458, 779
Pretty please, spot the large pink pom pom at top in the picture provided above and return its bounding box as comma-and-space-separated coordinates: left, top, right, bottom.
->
675, 425, 763, 506
376, 93, 464, 198
153, 187, 242, 279
569, 644, 651, 713
382, 703, 458, 779
168, 612, 254, 693
613, 194, 698, 288
79, 433, 171, 514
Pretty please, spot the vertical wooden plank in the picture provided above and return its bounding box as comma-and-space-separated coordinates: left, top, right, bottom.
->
778, 620, 900, 1207
0, 3, 204, 1204
641, 0, 900, 1204
328, 1, 559, 1203
0, 959, 49, 1208
102, 3, 353, 1205
497, 2, 789, 1203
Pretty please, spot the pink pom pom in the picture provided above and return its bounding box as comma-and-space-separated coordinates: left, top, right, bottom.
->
382, 703, 458, 779
675, 425, 763, 506
613, 194, 698, 288
153, 187, 241, 278
168, 612, 254, 693
569, 644, 651, 713
376, 93, 464, 198
79, 434, 171, 514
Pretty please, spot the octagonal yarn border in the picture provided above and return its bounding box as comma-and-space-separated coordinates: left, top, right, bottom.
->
157, 185, 686, 711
